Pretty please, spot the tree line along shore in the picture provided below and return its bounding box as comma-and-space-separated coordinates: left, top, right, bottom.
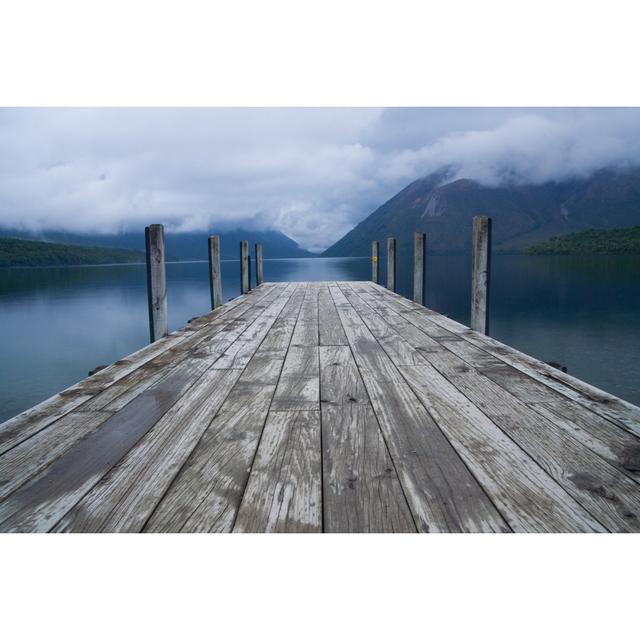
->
1, 226, 640, 267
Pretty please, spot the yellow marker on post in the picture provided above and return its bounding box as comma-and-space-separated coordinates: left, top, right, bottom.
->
371, 240, 380, 283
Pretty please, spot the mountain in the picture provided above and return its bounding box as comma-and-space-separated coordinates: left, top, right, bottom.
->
322, 168, 640, 256
0, 237, 146, 267
525, 226, 640, 255
0, 227, 314, 260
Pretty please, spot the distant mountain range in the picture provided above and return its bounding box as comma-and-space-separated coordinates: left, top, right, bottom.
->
322, 168, 640, 256
0, 227, 314, 261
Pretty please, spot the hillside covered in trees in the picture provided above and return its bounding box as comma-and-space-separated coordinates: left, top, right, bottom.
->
525, 226, 640, 255
0, 237, 147, 267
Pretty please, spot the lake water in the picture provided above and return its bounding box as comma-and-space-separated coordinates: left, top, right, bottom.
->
1, 254, 639, 422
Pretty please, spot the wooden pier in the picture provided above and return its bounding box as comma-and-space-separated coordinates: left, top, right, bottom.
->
1, 280, 640, 532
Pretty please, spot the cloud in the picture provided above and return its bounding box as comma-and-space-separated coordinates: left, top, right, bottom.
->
1, 107, 639, 251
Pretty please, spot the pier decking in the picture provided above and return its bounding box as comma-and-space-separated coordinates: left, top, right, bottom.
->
1, 281, 640, 532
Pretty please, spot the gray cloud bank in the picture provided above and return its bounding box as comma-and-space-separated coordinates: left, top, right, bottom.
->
1, 108, 639, 251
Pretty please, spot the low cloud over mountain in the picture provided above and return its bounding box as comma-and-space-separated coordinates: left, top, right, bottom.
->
1, 108, 640, 251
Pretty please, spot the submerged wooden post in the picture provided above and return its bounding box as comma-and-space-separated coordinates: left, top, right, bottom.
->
471, 216, 492, 335
387, 237, 396, 292
413, 231, 426, 305
240, 240, 249, 294
145, 224, 168, 343
255, 242, 264, 286
208, 235, 223, 310
372, 240, 379, 284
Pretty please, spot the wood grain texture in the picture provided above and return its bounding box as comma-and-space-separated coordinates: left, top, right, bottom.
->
320, 346, 416, 532
344, 282, 603, 532
233, 410, 322, 533
470, 216, 491, 335
0, 359, 212, 532
360, 281, 640, 531
0, 283, 277, 454
333, 283, 510, 533
145, 224, 168, 342
145, 287, 306, 532
255, 242, 264, 286
386, 238, 396, 292
2, 279, 639, 533
208, 235, 223, 309
318, 288, 348, 346
53, 367, 243, 533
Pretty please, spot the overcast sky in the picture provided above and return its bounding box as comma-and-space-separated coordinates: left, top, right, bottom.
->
1, 107, 640, 252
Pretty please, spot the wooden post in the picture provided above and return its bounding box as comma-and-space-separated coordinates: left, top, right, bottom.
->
208, 235, 223, 310
255, 242, 264, 286
471, 216, 492, 335
371, 240, 379, 284
145, 224, 168, 343
413, 231, 426, 305
387, 237, 396, 292
240, 240, 249, 294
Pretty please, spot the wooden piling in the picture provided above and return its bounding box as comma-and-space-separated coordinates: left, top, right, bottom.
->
145, 224, 168, 343
372, 240, 379, 284
208, 235, 223, 310
471, 216, 492, 335
255, 242, 264, 286
387, 238, 396, 292
413, 232, 426, 305
240, 240, 250, 294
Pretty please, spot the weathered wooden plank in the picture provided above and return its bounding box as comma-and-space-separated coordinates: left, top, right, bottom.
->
320, 346, 416, 533
332, 284, 509, 533
53, 367, 243, 533
344, 282, 605, 532
290, 283, 319, 347
318, 287, 348, 346
0, 411, 113, 503
531, 402, 640, 483
146, 288, 307, 532
360, 282, 640, 531
78, 283, 284, 415
392, 290, 640, 437
270, 346, 320, 412
212, 284, 296, 369
437, 338, 640, 482
0, 334, 184, 455
208, 235, 224, 309
0, 358, 214, 532
269, 285, 320, 412
0, 283, 278, 454
233, 410, 322, 533
240, 287, 306, 384
422, 350, 640, 531
0, 286, 292, 532
145, 223, 169, 342
145, 382, 276, 532
397, 365, 604, 532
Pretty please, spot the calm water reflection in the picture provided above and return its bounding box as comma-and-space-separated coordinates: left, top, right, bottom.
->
1, 254, 638, 422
